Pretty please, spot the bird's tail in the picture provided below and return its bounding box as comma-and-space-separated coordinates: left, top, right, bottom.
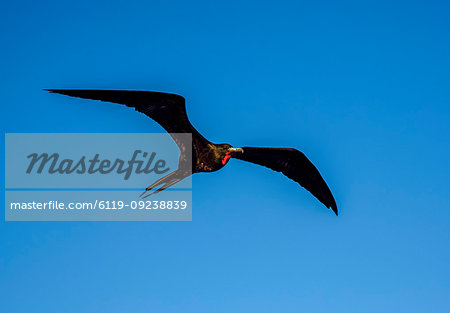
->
139, 169, 190, 199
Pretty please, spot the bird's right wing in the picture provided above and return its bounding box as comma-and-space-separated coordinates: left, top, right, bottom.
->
45, 89, 210, 154
232, 147, 338, 215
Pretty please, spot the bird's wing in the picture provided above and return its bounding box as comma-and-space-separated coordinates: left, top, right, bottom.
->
232, 147, 338, 215
45, 89, 209, 155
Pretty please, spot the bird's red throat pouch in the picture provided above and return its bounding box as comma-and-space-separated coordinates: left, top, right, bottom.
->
222, 152, 232, 165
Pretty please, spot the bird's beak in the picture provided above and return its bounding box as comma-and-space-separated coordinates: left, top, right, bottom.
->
229, 148, 244, 154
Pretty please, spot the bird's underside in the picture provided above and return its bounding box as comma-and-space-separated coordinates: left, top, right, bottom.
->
46, 89, 338, 215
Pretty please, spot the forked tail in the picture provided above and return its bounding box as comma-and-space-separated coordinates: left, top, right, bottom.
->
139, 169, 191, 199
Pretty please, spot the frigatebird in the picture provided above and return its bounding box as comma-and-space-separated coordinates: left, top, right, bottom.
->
46, 89, 338, 215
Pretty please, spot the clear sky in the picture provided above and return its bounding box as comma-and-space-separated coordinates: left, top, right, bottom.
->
1, 0, 449, 312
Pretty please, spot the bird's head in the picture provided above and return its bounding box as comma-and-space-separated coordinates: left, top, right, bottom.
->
216, 144, 244, 165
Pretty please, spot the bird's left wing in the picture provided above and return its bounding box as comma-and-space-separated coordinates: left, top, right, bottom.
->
45, 89, 210, 156
46, 89, 192, 133
232, 147, 338, 215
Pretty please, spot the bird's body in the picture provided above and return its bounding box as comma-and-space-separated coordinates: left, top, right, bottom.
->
47, 89, 338, 215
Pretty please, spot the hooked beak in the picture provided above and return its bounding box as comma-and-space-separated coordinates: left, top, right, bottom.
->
229, 148, 244, 154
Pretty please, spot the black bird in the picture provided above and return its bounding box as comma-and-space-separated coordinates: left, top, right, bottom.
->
46, 89, 338, 215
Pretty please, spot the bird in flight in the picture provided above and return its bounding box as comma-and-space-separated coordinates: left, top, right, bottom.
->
46, 89, 338, 215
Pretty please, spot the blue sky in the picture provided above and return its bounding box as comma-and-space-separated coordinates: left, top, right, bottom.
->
1, 0, 449, 312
